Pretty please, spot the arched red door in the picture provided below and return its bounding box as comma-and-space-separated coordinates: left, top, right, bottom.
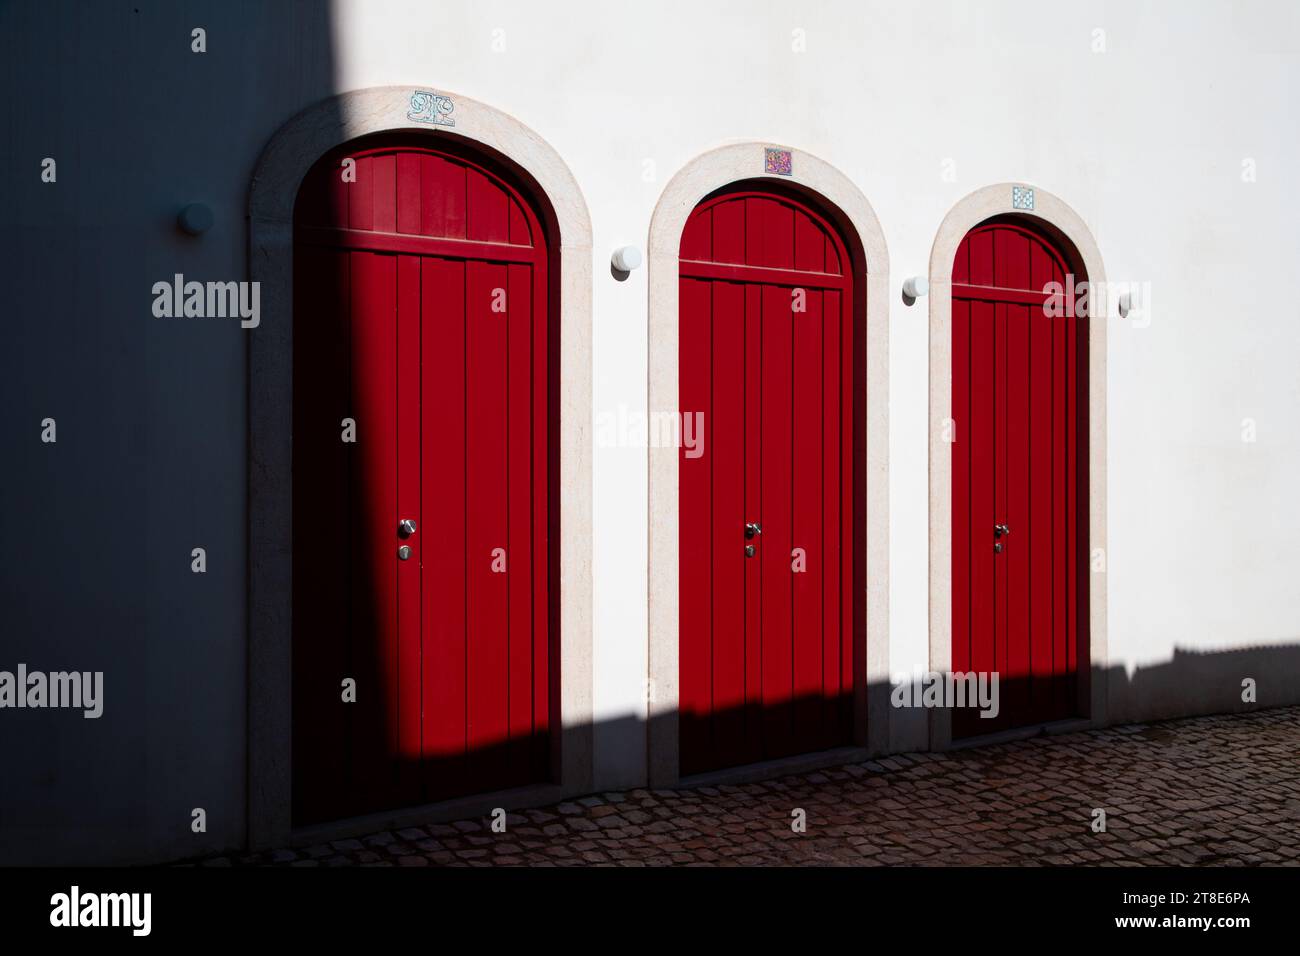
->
291, 135, 555, 824
951, 218, 1089, 738
678, 183, 861, 776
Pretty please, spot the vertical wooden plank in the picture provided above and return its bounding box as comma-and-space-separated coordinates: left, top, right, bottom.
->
466, 259, 510, 791
467, 169, 510, 243
1051, 258, 1068, 719
952, 235, 970, 285
1065, 283, 1079, 715
742, 283, 764, 765
291, 244, 351, 824
678, 277, 713, 774
680, 207, 712, 260
508, 198, 532, 247
968, 298, 996, 729
394, 254, 422, 804
1033, 246, 1067, 716
712, 199, 745, 264
822, 287, 843, 744
507, 262, 535, 783
1075, 275, 1090, 708
711, 280, 746, 762
1028, 271, 1054, 723
1002, 231, 1029, 727
792, 287, 824, 747
840, 283, 854, 739
951, 296, 971, 737
1030, 241, 1056, 297
994, 228, 1022, 289
824, 233, 842, 275
348, 155, 374, 232
531, 252, 551, 780
348, 250, 398, 813
1006, 301, 1031, 731
372, 153, 397, 233
767, 201, 795, 269
760, 282, 795, 758
794, 211, 825, 273
324, 155, 349, 229
420, 155, 467, 239
994, 299, 1008, 717
396, 154, 422, 235
967, 229, 994, 286
744, 198, 766, 268
421, 257, 467, 800
747, 198, 793, 269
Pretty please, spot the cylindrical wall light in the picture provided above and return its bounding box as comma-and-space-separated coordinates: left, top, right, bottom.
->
903, 276, 929, 299
611, 245, 642, 273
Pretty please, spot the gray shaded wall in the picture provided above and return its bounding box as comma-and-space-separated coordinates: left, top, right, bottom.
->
0, 0, 337, 865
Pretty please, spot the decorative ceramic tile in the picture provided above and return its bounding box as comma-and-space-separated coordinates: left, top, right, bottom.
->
1012, 185, 1035, 210
765, 148, 793, 176
407, 90, 456, 127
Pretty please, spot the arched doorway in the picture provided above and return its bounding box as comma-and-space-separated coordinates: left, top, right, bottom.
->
948, 216, 1090, 738
676, 181, 864, 775
290, 133, 557, 824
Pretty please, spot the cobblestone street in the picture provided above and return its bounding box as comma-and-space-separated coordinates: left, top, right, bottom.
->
203, 708, 1300, 867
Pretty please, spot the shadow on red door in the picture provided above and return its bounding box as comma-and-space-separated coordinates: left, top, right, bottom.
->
290, 133, 559, 827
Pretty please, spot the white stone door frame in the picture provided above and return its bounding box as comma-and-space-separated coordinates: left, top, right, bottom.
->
646, 143, 891, 786
246, 86, 594, 848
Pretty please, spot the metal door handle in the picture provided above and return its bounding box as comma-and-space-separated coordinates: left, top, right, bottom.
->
399, 518, 417, 537
994, 524, 1010, 538
745, 522, 762, 539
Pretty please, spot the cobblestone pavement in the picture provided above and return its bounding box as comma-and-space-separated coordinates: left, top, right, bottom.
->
203, 708, 1300, 867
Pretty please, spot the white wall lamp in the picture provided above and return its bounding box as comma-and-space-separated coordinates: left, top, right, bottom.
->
177, 202, 214, 236
611, 245, 642, 276
902, 275, 929, 304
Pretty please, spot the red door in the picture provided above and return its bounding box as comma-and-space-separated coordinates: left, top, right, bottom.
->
951, 218, 1088, 738
291, 137, 554, 825
678, 184, 858, 776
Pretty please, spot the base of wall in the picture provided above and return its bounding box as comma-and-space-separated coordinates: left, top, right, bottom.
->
287, 783, 567, 849
677, 746, 872, 790
944, 717, 1093, 751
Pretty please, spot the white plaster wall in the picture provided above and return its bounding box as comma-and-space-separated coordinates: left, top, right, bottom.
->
325, 0, 1300, 763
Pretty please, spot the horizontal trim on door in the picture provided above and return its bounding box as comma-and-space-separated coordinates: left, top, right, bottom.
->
295, 225, 542, 264
680, 259, 849, 290
952, 282, 1067, 307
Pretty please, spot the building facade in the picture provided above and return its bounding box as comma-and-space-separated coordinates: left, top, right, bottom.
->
2, 0, 1298, 864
